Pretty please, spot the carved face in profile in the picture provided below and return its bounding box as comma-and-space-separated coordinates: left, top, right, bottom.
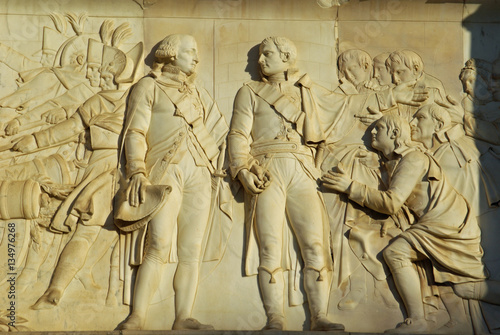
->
373, 60, 392, 86
99, 68, 116, 91
371, 120, 394, 153
87, 64, 101, 87
40, 51, 55, 68
172, 35, 199, 76
410, 108, 436, 147
259, 42, 289, 77
390, 62, 419, 85
343, 59, 371, 86
460, 69, 491, 101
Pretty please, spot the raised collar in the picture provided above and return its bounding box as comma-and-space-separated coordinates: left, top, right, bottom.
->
393, 145, 418, 157
434, 124, 464, 145
153, 65, 196, 89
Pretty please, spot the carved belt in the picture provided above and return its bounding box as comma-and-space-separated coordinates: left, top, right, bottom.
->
250, 141, 312, 157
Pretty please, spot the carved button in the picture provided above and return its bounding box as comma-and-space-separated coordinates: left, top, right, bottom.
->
179, 131, 184, 136
292, 144, 297, 149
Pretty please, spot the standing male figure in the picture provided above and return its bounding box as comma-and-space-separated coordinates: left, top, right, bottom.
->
116, 34, 228, 330
228, 36, 344, 331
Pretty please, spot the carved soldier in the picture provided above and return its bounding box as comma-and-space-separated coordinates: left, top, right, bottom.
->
228, 36, 344, 331
115, 34, 228, 330
13, 41, 143, 310
323, 114, 487, 333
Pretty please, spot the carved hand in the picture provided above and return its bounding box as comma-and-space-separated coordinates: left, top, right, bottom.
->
321, 167, 352, 194
12, 135, 37, 153
126, 173, 151, 207
43, 108, 67, 124
356, 106, 383, 126
356, 150, 380, 169
238, 167, 271, 196
4, 118, 20, 136
393, 81, 429, 107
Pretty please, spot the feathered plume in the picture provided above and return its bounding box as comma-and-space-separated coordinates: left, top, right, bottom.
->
99, 19, 115, 46
49, 12, 67, 33
111, 22, 133, 48
65, 12, 88, 36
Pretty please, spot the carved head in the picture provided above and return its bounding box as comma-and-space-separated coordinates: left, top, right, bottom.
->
100, 45, 127, 90
371, 114, 411, 156
86, 39, 104, 87
459, 59, 492, 101
57, 35, 87, 69
410, 104, 450, 149
337, 49, 373, 86
154, 34, 199, 76
386, 50, 424, 85
373, 52, 392, 86
41, 26, 66, 67
259, 36, 297, 77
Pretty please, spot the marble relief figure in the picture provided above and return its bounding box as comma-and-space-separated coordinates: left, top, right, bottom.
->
25, 40, 144, 310
114, 34, 228, 330
2, 2, 500, 333
228, 36, 344, 331
323, 114, 487, 333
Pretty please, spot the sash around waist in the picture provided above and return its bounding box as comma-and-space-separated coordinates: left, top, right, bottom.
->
250, 140, 313, 157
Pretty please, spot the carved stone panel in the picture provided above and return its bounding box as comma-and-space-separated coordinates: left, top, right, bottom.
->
0, 1, 499, 334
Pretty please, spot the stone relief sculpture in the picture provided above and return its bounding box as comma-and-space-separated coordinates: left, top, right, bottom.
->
114, 34, 229, 330
0, 13, 90, 124
321, 49, 424, 313
0, 13, 145, 329
370, 52, 393, 90
323, 114, 487, 333
335, 49, 374, 95
384, 50, 452, 122
228, 36, 344, 331
1, 3, 500, 334
26, 40, 144, 310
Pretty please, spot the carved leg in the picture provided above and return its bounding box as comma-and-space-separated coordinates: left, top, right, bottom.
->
305, 267, 345, 331
117, 255, 163, 330
384, 266, 428, 333
383, 239, 428, 333
18, 229, 56, 293
171, 169, 213, 330
258, 267, 285, 330
31, 225, 100, 310
454, 280, 500, 305
77, 224, 118, 291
